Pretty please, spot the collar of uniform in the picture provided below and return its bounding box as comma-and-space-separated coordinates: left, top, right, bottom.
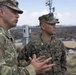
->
0, 26, 14, 42
40, 34, 51, 45
40, 34, 55, 44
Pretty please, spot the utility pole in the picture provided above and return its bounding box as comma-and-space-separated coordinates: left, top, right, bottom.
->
23, 25, 29, 45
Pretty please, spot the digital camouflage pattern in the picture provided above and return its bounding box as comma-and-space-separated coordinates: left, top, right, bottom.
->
0, 26, 36, 75
18, 34, 67, 75
39, 13, 59, 25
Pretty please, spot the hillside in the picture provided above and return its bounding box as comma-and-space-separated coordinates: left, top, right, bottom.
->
10, 25, 76, 41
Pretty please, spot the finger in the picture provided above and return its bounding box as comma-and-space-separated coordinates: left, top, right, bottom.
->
32, 54, 36, 59
37, 55, 45, 60
29, 57, 32, 61
29, 54, 37, 61
38, 58, 45, 62
36, 56, 46, 62
41, 64, 55, 73
43, 64, 55, 69
41, 57, 52, 65
39, 66, 52, 74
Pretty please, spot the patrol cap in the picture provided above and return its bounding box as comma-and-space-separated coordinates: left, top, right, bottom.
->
0, 0, 23, 14
39, 13, 59, 25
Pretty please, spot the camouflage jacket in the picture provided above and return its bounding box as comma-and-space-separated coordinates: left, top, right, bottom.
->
0, 26, 36, 75
18, 34, 67, 75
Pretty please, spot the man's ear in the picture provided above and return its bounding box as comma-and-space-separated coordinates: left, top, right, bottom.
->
0, 8, 4, 17
41, 23, 46, 30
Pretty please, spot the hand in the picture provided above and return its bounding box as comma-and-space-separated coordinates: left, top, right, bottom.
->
29, 54, 55, 74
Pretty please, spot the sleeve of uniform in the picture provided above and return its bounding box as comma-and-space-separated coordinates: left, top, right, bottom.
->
17, 42, 33, 65
23, 64, 36, 75
0, 36, 36, 75
17, 43, 36, 75
60, 42, 67, 75
0, 60, 36, 75
0, 45, 12, 75
17, 64, 36, 75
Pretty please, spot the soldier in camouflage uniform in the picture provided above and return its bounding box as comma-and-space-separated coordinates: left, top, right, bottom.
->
18, 13, 67, 75
0, 0, 55, 75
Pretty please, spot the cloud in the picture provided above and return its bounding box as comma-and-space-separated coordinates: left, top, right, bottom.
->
17, 10, 49, 26
17, 10, 76, 26
57, 12, 76, 25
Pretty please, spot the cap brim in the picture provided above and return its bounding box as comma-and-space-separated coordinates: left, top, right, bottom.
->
6, 5, 23, 14
47, 19, 60, 25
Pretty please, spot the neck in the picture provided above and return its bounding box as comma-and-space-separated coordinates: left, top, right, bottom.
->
0, 19, 9, 30
41, 32, 52, 41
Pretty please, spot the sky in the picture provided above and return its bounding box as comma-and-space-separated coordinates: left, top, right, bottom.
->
17, 0, 76, 26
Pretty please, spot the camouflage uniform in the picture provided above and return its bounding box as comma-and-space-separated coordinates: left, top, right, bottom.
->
18, 13, 67, 75
18, 35, 67, 75
0, 26, 36, 75
0, 0, 36, 75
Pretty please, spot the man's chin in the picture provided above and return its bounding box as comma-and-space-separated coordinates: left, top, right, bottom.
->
11, 24, 17, 28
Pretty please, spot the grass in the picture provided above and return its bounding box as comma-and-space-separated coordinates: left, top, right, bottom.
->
15, 43, 23, 52
67, 53, 76, 74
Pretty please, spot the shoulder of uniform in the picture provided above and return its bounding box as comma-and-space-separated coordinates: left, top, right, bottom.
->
0, 32, 6, 44
52, 36, 62, 44
0, 32, 3, 34
0, 32, 5, 38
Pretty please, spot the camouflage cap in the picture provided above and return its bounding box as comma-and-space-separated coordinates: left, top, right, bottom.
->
39, 13, 59, 25
0, 0, 23, 14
